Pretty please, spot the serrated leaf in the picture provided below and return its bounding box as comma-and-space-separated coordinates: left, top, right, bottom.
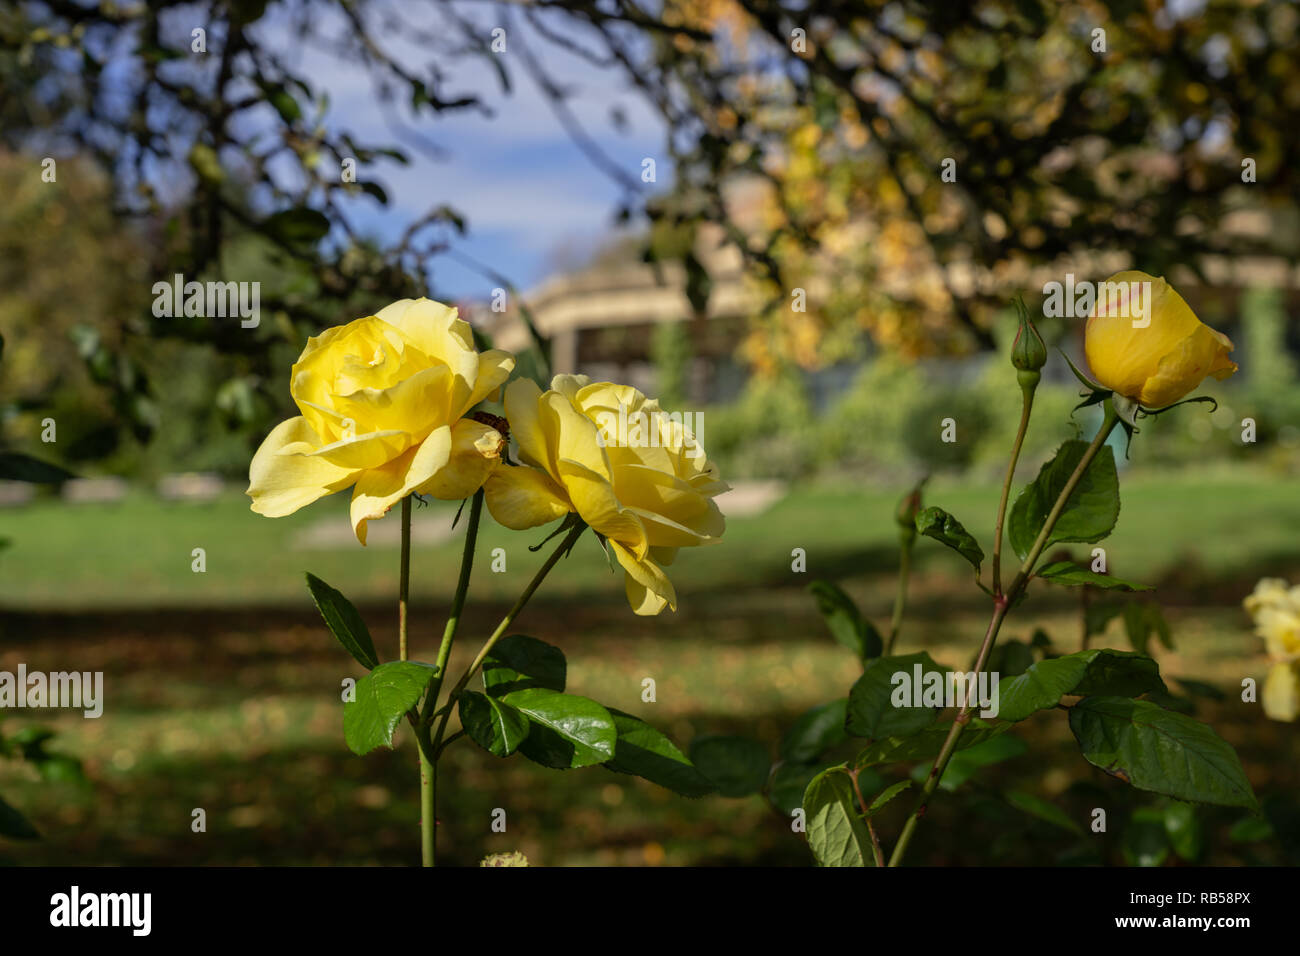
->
1008, 440, 1120, 562
846, 653, 948, 740
996, 649, 1164, 722
306, 573, 379, 670
342, 661, 436, 755
1037, 561, 1151, 591
915, 506, 984, 572
482, 634, 565, 696
688, 735, 770, 798
769, 761, 864, 817
505, 689, 616, 769
459, 690, 529, 757
1069, 697, 1258, 810
780, 698, 848, 764
603, 709, 715, 797
803, 768, 872, 867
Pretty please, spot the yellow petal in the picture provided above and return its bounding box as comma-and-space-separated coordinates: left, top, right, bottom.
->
556, 458, 648, 558
543, 389, 612, 480
1263, 662, 1300, 722
416, 418, 504, 501
503, 377, 555, 473
375, 298, 481, 410
1138, 323, 1238, 408
484, 465, 574, 530
247, 417, 358, 517
299, 428, 412, 470
350, 426, 453, 544
609, 540, 676, 616
332, 363, 455, 442
461, 349, 516, 415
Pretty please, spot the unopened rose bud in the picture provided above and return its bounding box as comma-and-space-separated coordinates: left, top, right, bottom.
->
1011, 299, 1048, 377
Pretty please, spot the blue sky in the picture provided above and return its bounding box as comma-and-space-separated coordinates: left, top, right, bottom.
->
282, 4, 667, 300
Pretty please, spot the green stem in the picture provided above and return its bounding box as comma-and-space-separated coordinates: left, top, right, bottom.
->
885, 534, 913, 655
399, 495, 412, 662
992, 383, 1036, 597
419, 490, 484, 869
887, 402, 1119, 867
430, 519, 587, 756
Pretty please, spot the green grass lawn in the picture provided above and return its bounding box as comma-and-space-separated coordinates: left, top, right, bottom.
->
1, 464, 1297, 866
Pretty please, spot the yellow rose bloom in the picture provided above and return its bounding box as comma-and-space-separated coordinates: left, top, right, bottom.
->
484, 374, 728, 615
1263, 662, 1300, 722
247, 298, 514, 543
1084, 271, 1237, 408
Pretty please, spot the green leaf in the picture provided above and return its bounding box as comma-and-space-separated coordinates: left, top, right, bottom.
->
807, 581, 881, 659
0, 452, 72, 484
846, 652, 948, 740
305, 573, 379, 670
1122, 807, 1170, 867
855, 718, 1010, 768
1228, 815, 1273, 843
769, 761, 862, 817
915, 506, 984, 572
1124, 602, 1174, 656
1008, 440, 1119, 562
603, 709, 715, 797
1004, 790, 1083, 835
688, 735, 770, 798
342, 661, 436, 755
482, 634, 566, 696
1036, 561, 1151, 591
803, 768, 873, 866
263, 207, 330, 245
505, 689, 616, 769
920, 733, 1027, 791
996, 649, 1164, 722
459, 690, 529, 758
0, 794, 39, 839
867, 779, 913, 814
1164, 801, 1203, 862
780, 698, 848, 765
1068, 697, 1258, 810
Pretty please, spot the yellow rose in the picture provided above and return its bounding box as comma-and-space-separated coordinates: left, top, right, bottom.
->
1255, 605, 1300, 663
1243, 577, 1294, 617
1263, 662, 1300, 722
1084, 271, 1237, 408
484, 374, 728, 615
247, 298, 514, 543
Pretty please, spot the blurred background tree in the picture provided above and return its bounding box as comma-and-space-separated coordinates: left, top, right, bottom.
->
1, 0, 1297, 472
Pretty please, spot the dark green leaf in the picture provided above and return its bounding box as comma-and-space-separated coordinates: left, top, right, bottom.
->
803, 768, 872, 866
342, 661, 436, 755
921, 733, 1027, 791
807, 581, 881, 659
1069, 697, 1258, 810
780, 698, 848, 764
1004, 790, 1083, 835
915, 506, 984, 572
1037, 561, 1151, 591
0, 452, 73, 484
688, 735, 770, 798
306, 573, 379, 670
482, 634, 565, 696
769, 761, 861, 817
846, 652, 948, 740
1008, 440, 1119, 562
459, 690, 529, 758
604, 709, 715, 797
506, 689, 616, 769
867, 779, 912, 814
855, 719, 1010, 768
1124, 602, 1174, 655
996, 649, 1164, 722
